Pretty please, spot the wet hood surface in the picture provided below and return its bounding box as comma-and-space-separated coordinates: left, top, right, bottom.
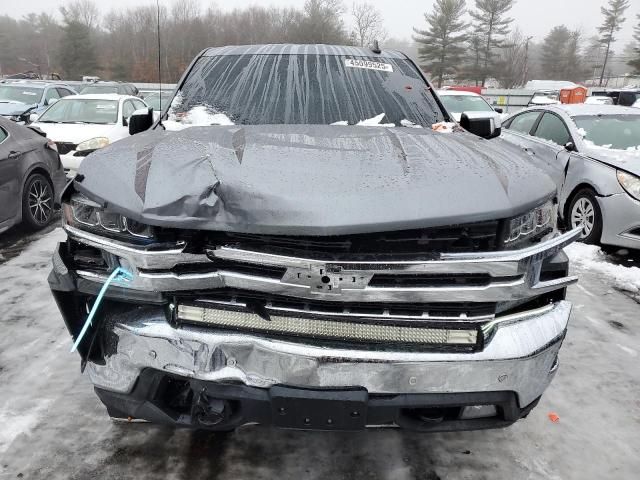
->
75, 125, 555, 235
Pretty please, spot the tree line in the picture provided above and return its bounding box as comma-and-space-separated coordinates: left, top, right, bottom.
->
0, 0, 638, 88
0, 0, 386, 82
414, 0, 640, 88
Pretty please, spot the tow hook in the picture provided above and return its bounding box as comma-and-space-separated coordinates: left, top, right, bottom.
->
192, 390, 228, 426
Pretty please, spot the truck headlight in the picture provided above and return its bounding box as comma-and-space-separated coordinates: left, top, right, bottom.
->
617, 170, 640, 201
63, 194, 154, 241
505, 201, 555, 245
76, 137, 110, 153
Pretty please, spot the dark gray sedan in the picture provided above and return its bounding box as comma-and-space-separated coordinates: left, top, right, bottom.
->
501, 104, 640, 249
0, 117, 66, 233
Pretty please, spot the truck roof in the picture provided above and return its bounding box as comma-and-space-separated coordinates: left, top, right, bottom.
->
203, 44, 406, 59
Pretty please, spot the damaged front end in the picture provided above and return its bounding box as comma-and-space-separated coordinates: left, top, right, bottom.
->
50, 188, 580, 432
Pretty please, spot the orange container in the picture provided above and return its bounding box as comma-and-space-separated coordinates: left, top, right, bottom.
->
560, 86, 587, 104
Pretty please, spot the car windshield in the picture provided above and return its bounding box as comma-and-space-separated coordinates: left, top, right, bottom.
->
439, 94, 493, 113
80, 85, 118, 94
166, 54, 444, 127
37, 99, 119, 124
0, 86, 43, 104
573, 115, 640, 151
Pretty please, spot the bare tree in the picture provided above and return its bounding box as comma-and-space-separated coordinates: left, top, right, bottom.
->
60, 0, 100, 29
351, 2, 387, 47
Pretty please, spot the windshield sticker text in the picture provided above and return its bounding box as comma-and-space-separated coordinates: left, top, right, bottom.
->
345, 59, 393, 73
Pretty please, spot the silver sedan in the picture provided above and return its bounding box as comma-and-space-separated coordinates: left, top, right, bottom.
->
501, 104, 640, 249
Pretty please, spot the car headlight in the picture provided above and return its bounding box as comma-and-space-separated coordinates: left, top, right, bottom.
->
76, 137, 110, 152
63, 194, 154, 241
617, 170, 640, 201
504, 200, 555, 246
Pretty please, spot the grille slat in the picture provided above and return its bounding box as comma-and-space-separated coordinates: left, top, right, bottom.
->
203, 221, 501, 259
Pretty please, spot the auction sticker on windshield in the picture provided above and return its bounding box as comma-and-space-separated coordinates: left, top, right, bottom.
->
345, 59, 393, 72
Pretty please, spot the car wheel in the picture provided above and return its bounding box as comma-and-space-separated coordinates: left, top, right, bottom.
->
569, 189, 603, 244
22, 173, 54, 231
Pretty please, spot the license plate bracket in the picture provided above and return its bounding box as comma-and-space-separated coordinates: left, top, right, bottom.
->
270, 386, 368, 430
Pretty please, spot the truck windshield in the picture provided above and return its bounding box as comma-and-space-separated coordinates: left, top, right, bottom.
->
166, 54, 444, 128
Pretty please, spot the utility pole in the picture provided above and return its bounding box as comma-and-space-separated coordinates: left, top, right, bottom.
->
521, 36, 533, 87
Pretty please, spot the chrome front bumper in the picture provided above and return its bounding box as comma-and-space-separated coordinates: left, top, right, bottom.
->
88, 301, 571, 408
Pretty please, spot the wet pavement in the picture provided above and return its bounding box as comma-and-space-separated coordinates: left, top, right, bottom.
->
0, 228, 639, 479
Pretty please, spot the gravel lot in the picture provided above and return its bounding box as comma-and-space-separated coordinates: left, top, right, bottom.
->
0, 227, 639, 480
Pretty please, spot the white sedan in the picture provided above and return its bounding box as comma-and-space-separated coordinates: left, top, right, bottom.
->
437, 90, 504, 123
31, 94, 149, 176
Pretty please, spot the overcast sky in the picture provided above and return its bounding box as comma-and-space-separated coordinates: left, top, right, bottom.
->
7, 0, 640, 44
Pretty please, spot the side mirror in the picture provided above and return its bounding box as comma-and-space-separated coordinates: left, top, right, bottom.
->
460, 112, 501, 139
128, 107, 154, 135
29, 113, 39, 123
45, 97, 58, 106
493, 107, 504, 114
564, 141, 576, 152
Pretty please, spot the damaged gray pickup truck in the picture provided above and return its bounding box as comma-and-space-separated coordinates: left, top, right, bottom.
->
49, 44, 581, 432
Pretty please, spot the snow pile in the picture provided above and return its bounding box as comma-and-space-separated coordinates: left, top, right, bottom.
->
164, 105, 235, 131
357, 113, 395, 127
565, 243, 640, 294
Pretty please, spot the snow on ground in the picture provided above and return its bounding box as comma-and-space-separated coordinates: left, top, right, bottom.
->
565, 242, 640, 294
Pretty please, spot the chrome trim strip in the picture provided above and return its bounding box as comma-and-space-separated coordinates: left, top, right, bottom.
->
193, 298, 496, 322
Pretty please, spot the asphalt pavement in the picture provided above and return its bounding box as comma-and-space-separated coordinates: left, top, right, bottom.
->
0, 227, 639, 480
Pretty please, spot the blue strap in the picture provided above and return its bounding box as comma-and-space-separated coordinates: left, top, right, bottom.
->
70, 267, 133, 353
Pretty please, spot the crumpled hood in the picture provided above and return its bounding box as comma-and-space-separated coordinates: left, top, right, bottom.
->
75, 125, 555, 235
582, 146, 640, 176
0, 101, 34, 116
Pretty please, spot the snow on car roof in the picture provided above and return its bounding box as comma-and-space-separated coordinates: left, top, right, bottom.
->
203, 44, 407, 59
58, 93, 133, 101
437, 90, 481, 97
553, 104, 640, 116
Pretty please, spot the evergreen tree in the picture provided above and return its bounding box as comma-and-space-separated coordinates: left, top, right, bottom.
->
469, 0, 515, 86
597, 0, 629, 86
541, 26, 571, 80
565, 30, 587, 82
629, 15, 640, 74
59, 19, 98, 79
413, 0, 468, 88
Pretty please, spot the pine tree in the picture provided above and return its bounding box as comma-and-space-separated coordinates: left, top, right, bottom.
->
413, 0, 468, 88
469, 0, 515, 86
541, 26, 571, 80
629, 15, 640, 74
59, 19, 98, 79
598, 0, 630, 86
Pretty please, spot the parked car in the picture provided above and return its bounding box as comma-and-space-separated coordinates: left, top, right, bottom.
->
141, 91, 173, 112
0, 81, 77, 124
585, 96, 614, 106
0, 117, 65, 233
437, 90, 504, 122
501, 104, 640, 249
50, 44, 579, 433
79, 82, 139, 97
31, 94, 149, 177
528, 90, 561, 106
591, 89, 640, 107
